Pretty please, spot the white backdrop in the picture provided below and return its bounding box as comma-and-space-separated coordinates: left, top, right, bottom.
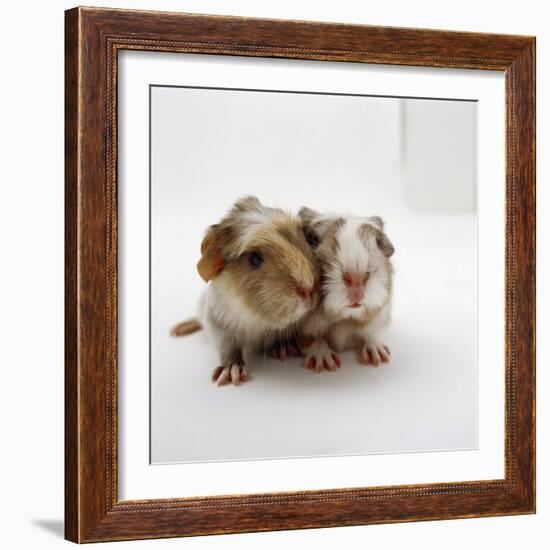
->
149, 85, 479, 464
1, 1, 546, 549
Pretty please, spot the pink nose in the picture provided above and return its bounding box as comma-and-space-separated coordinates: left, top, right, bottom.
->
343, 272, 369, 305
296, 286, 316, 307
343, 272, 369, 287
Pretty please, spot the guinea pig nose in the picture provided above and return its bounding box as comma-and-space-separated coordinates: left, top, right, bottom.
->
343, 272, 367, 288
296, 286, 315, 301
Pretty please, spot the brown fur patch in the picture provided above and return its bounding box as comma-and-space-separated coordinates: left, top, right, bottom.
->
197, 228, 225, 282
299, 216, 344, 302
200, 197, 320, 328
222, 219, 319, 326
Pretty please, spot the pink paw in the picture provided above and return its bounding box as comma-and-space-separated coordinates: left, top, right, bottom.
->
212, 365, 250, 387
304, 340, 342, 373
358, 341, 391, 367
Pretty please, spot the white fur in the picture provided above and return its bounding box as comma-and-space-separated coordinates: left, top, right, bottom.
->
330, 301, 391, 351
236, 209, 272, 255
301, 213, 393, 366
200, 277, 274, 348
323, 218, 390, 320
301, 310, 333, 339
335, 216, 371, 275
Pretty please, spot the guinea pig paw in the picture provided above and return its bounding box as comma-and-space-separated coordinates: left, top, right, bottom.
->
358, 341, 391, 367
305, 342, 342, 373
212, 365, 250, 387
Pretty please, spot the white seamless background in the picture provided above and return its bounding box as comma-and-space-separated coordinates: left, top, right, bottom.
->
118, 50, 505, 500
150, 88, 477, 463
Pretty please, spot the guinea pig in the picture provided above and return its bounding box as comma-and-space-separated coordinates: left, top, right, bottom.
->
297, 207, 395, 372
171, 196, 320, 386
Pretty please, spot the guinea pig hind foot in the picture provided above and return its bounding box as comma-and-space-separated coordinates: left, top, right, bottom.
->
269, 341, 303, 361
212, 364, 250, 387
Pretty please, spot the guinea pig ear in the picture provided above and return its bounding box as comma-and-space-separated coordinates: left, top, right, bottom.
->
233, 195, 262, 213
298, 207, 324, 248
197, 225, 225, 282
299, 207, 341, 242
365, 216, 385, 231
298, 207, 321, 227
376, 230, 395, 257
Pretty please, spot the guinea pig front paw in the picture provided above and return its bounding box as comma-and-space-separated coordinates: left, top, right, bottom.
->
304, 340, 342, 373
211, 364, 250, 387
357, 340, 391, 367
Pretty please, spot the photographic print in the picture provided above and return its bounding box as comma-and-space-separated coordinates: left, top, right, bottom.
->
65, 8, 535, 541
149, 86, 478, 464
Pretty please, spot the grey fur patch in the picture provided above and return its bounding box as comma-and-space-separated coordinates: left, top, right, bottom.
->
358, 221, 395, 258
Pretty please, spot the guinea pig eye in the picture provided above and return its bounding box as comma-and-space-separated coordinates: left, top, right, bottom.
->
303, 228, 319, 248
248, 252, 264, 268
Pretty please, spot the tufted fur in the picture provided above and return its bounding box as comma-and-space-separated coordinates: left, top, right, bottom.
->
298, 207, 395, 371
180, 196, 320, 386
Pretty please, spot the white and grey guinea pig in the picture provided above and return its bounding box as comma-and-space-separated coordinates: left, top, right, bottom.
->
172, 196, 320, 387
298, 207, 394, 371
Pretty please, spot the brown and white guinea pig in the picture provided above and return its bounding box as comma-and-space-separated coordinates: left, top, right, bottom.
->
297, 207, 395, 372
171, 196, 320, 386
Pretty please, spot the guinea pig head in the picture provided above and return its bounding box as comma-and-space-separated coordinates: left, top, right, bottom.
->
198, 196, 320, 329
299, 207, 394, 320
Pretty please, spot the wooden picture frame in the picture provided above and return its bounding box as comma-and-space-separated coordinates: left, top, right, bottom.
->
65, 6, 536, 543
